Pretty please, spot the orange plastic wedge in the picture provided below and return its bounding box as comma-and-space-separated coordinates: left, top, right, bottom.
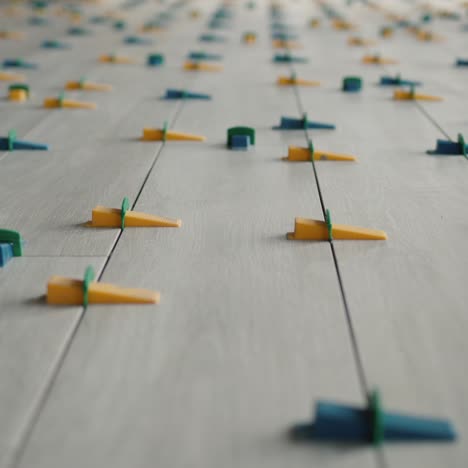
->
284, 146, 356, 162
277, 76, 320, 87
393, 90, 442, 101
287, 218, 387, 240
183, 61, 222, 72
142, 128, 206, 141
47, 276, 160, 304
66, 80, 112, 91
88, 206, 181, 228
43, 97, 97, 109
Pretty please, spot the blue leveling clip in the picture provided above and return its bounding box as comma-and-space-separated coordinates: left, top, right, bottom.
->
67, 26, 90, 36
41, 39, 71, 49
273, 53, 307, 64
342, 76, 362, 92
29, 16, 49, 26
271, 31, 298, 40
380, 75, 421, 87
0, 229, 23, 268
227, 127, 255, 151
199, 33, 226, 43
188, 51, 222, 61
291, 389, 456, 444
0, 130, 48, 151
32, 0, 49, 8
89, 15, 108, 24
427, 134, 467, 158
124, 35, 153, 45
271, 24, 287, 32
147, 54, 164, 66
397, 19, 411, 28
271, 21, 289, 30
2, 59, 37, 69
113, 20, 127, 30
164, 89, 211, 100
209, 19, 229, 30
273, 114, 335, 130
213, 7, 232, 19
271, 19, 287, 27
455, 59, 468, 67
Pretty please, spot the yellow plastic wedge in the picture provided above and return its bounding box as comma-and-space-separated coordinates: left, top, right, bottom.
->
47, 276, 160, 305
415, 30, 443, 42
393, 90, 442, 102
88, 206, 181, 228
272, 39, 302, 49
142, 128, 206, 142
43, 97, 97, 109
287, 218, 387, 241
381, 27, 394, 38
243, 33, 256, 44
66, 80, 112, 91
184, 61, 222, 72
284, 146, 356, 162
69, 13, 82, 24
43, 97, 94, 109
362, 55, 398, 65
309, 18, 320, 28
277, 76, 320, 87
332, 19, 355, 30
99, 54, 134, 64
3, 7, 21, 17
0, 72, 25, 82
8, 89, 28, 102
348, 36, 376, 46
140, 25, 164, 34
0, 31, 24, 40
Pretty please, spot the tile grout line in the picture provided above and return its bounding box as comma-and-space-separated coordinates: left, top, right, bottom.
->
282, 7, 388, 462
94, 98, 186, 286
289, 79, 371, 399
6, 87, 186, 468
413, 101, 452, 141
7, 0, 212, 462
280, 17, 372, 400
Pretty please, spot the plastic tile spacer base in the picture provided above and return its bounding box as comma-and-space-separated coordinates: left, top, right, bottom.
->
0, 243, 14, 267
230, 134, 249, 150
